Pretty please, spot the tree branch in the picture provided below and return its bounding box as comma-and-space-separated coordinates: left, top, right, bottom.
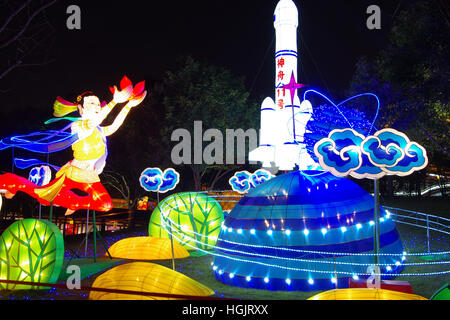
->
209, 166, 239, 190
16, 59, 56, 68
102, 171, 131, 201
0, 0, 33, 36
0, 59, 22, 81
0, 0, 58, 50
0, 9, 56, 82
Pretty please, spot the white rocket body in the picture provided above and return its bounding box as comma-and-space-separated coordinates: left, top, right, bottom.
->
249, 0, 318, 171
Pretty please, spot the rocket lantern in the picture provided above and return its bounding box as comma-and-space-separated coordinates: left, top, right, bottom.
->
249, 0, 318, 171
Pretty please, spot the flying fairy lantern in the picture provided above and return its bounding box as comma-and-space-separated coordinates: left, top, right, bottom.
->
0, 76, 147, 215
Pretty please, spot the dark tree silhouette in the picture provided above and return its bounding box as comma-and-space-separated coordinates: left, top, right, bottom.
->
0, 0, 58, 89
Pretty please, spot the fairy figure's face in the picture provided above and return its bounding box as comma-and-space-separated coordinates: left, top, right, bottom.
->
78, 95, 101, 121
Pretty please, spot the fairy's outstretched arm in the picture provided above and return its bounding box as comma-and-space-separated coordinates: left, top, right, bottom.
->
99, 85, 133, 121
81, 85, 133, 130
102, 91, 147, 136
97, 100, 117, 122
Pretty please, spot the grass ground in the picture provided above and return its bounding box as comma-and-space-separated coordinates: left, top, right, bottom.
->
0, 197, 448, 300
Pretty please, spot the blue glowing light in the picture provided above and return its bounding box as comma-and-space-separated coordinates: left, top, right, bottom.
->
0, 123, 78, 154
14, 158, 60, 171
300, 89, 382, 164
0, 122, 81, 172
302, 89, 380, 134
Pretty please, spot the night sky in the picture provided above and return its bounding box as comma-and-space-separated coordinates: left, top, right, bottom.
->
0, 0, 402, 119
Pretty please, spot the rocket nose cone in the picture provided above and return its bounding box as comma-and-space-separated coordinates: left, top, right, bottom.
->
274, 0, 298, 28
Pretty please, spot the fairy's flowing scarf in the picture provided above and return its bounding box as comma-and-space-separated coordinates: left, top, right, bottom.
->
0, 96, 109, 170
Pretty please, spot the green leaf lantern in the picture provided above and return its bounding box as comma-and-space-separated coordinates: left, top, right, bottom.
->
0, 219, 64, 290
149, 192, 224, 251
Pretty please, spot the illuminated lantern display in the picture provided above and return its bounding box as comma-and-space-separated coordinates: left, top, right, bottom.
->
213, 170, 405, 291
139, 167, 180, 193
249, 0, 317, 171
307, 288, 427, 300
89, 262, 214, 300
108, 236, 189, 260
149, 192, 224, 251
313, 127, 428, 274
314, 128, 428, 179
0, 219, 64, 290
248, 1, 388, 172
64, 218, 78, 236
0, 76, 147, 215
228, 169, 274, 194
137, 196, 149, 210
28, 165, 52, 187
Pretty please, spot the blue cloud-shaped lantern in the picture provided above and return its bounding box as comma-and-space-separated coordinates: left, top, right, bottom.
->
314, 128, 428, 179
250, 169, 274, 187
362, 130, 428, 176
139, 167, 180, 193
229, 171, 252, 194
314, 129, 364, 176
158, 168, 180, 193
229, 169, 275, 194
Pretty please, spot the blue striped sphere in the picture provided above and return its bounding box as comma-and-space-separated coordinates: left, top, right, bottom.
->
213, 170, 404, 291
